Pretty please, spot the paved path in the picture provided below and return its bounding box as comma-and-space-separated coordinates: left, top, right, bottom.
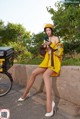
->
0, 83, 68, 119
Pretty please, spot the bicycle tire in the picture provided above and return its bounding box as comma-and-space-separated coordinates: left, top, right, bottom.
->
0, 72, 13, 97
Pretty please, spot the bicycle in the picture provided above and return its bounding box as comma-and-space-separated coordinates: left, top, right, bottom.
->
0, 47, 14, 97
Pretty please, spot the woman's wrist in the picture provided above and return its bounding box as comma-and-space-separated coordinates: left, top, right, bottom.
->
47, 41, 52, 45
49, 41, 52, 45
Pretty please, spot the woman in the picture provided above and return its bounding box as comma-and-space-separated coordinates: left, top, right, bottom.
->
18, 24, 63, 117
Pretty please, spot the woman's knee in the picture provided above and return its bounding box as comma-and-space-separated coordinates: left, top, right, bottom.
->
31, 70, 37, 77
43, 72, 48, 79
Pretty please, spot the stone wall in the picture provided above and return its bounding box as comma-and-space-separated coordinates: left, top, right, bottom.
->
9, 64, 80, 118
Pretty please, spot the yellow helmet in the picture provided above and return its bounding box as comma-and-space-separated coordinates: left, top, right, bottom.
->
44, 24, 54, 30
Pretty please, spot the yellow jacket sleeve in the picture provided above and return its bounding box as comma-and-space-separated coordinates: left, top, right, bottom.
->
50, 42, 64, 57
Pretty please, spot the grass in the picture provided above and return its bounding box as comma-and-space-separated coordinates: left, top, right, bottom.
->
62, 57, 80, 66
14, 56, 80, 66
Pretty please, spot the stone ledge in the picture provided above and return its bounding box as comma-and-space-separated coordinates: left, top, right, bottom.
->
9, 64, 80, 117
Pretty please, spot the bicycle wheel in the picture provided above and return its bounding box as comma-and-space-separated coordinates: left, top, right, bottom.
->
0, 72, 13, 97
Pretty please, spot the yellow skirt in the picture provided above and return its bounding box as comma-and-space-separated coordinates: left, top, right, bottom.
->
39, 52, 62, 77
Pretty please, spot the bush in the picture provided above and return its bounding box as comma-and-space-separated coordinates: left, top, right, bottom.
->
3, 41, 31, 63
62, 57, 80, 66
26, 55, 43, 65
63, 41, 80, 54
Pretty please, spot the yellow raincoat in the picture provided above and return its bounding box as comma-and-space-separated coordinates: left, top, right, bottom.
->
39, 42, 64, 76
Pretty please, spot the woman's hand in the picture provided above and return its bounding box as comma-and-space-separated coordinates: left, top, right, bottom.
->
46, 41, 52, 46
42, 42, 47, 48
42, 41, 51, 48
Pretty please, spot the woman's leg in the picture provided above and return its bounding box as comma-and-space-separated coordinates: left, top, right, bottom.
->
21, 67, 47, 99
43, 68, 53, 112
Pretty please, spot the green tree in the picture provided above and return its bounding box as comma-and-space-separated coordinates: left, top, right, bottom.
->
27, 32, 45, 56
0, 22, 31, 45
0, 20, 4, 30
0, 20, 4, 45
47, 2, 80, 41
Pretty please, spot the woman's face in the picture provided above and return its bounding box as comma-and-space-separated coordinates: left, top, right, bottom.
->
45, 28, 53, 37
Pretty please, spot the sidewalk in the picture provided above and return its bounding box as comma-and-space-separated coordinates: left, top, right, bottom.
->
0, 83, 70, 119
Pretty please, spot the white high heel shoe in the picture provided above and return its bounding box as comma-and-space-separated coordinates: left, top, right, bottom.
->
18, 92, 30, 102
45, 101, 56, 117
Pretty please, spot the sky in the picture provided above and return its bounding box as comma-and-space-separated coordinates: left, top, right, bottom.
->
0, 0, 61, 34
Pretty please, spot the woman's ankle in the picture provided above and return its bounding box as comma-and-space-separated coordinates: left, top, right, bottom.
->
21, 93, 27, 99
22, 92, 30, 99
46, 106, 52, 113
